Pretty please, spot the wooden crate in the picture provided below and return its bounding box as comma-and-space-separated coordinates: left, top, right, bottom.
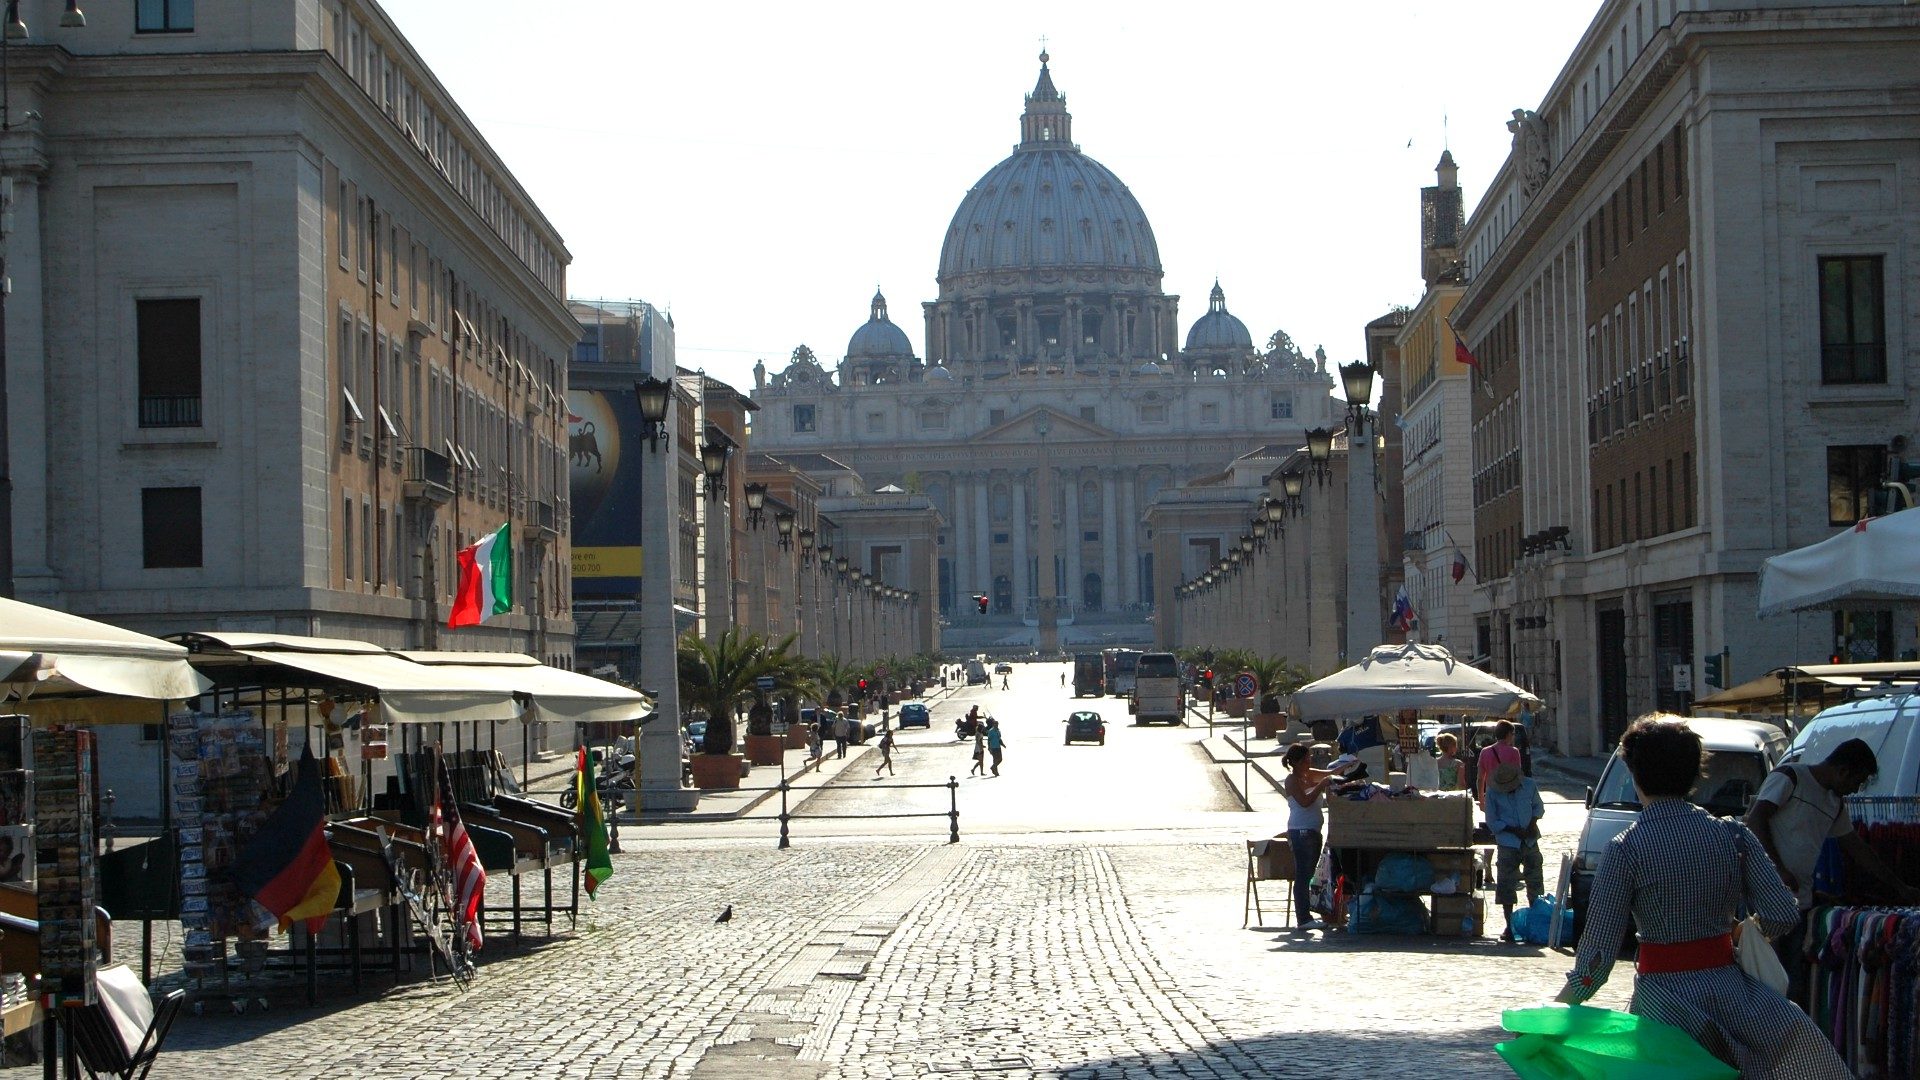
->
1430, 894, 1486, 937
1251, 836, 1293, 880
1327, 793, 1475, 851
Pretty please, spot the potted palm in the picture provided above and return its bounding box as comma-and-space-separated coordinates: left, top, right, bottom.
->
1246, 656, 1307, 740
678, 628, 803, 787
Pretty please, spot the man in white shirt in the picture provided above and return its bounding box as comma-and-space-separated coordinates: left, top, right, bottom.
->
1747, 738, 1917, 1002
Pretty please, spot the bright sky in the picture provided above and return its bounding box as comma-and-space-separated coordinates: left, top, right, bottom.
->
379, 1, 1602, 393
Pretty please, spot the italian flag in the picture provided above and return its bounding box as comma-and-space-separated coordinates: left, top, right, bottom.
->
448, 523, 513, 627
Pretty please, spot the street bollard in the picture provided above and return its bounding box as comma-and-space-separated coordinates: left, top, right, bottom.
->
778, 777, 791, 849
947, 776, 960, 843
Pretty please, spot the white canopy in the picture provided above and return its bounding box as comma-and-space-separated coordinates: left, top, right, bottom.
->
0, 596, 211, 704
394, 651, 653, 726
174, 632, 521, 725
1758, 508, 1920, 617
1291, 642, 1541, 719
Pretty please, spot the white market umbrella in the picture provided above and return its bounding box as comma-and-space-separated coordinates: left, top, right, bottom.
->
0, 595, 211, 704
1758, 508, 1920, 617
1291, 641, 1540, 719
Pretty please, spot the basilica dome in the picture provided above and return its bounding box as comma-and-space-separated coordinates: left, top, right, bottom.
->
936, 54, 1161, 286
1185, 281, 1253, 351
847, 290, 912, 359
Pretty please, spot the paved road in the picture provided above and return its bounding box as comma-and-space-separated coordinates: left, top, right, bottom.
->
148, 660, 1628, 1078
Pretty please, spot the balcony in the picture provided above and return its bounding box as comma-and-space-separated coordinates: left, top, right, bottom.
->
525, 499, 560, 544
1403, 530, 1426, 551
403, 445, 454, 505
138, 394, 201, 428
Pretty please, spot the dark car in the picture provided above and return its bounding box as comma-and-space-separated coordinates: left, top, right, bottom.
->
897, 702, 931, 728
1065, 710, 1106, 746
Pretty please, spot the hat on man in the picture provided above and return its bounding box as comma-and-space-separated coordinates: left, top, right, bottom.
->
1491, 762, 1523, 794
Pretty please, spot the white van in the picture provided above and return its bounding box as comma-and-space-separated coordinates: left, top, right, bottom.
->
1778, 690, 1920, 795
1568, 717, 1789, 941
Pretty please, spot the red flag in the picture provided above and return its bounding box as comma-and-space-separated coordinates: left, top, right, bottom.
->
1452, 549, 1469, 584
1448, 318, 1481, 370
436, 763, 487, 951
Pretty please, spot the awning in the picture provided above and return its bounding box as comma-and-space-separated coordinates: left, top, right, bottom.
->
1291, 641, 1542, 719
1692, 661, 1920, 713
1759, 508, 1920, 616
395, 651, 652, 726
0, 596, 212, 707
172, 633, 521, 725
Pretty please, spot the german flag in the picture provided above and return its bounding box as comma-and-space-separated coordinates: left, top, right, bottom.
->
234, 747, 342, 932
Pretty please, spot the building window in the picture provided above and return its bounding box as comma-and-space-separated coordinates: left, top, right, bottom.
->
135, 0, 193, 32
1199, 403, 1218, 424
136, 298, 201, 427
1270, 394, 1293, 420
920, 410, 947, 431
1083, 530, 1099, 542
1828, 444, 1886, 526
992, 532, 1009, 544
141, 487, 202, 568
1818, 256, 1886, 384
343, 496, 354, 581
865, 411, 886, 434
989, 408, 1005, 426
1139, 403, 1168, 424
1079, 406, 1096, 423
792, 404, 815, 433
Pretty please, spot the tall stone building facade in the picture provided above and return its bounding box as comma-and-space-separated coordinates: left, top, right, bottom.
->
1453, 0, 1920, 753
755, 54, 1336, 648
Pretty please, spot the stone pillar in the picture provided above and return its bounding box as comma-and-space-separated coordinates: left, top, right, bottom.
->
1036, 457, 1058, 653
639, 349, 695, 810
1346, 429, 1380, 665
1012, 475, 1031, 616
1101, 471, 1119, 611
974, 475, 992, 604
1064, 297, 1080, 369
1063, 472, 1082, 614
1119, 477, 1138, 606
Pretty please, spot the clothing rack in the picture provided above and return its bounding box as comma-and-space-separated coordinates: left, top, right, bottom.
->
1806, 905, 1920, 1078
1847, 795, 1920, 825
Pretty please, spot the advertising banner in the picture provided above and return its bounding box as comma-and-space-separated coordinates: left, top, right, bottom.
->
567, 388, 644, 597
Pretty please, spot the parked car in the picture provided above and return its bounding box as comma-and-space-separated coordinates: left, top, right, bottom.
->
897, 702, 931, 728
1569, 716, 1788, 943
994, 662, 1014, 675
1778, 689, 1920, 796
1065, 710, 1106, 745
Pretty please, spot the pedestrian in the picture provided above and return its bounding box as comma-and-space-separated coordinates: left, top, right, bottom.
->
807, 719, 823, 761
986, 718, 1004, 776
1558, 715, 1852, 1079
1280, 743, 1349, 931
1432, 732, 1466, 791
1475, 719, 1522, 810
1060, 671, 1066, 688
1002, 673, 1010, 690
875, 728, 895, 777
1485, 762, 1545, 942
1745, 737, 1918, 1003
969, 723, 987, 776
833, 711, 849, 759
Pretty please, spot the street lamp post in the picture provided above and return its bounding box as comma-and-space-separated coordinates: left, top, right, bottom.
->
1340, 360, 1380, 667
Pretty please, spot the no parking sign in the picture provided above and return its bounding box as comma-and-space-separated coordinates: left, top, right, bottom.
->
1233, 671, 1258, 698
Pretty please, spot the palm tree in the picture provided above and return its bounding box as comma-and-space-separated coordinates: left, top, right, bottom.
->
1246, 655, 1309, 713
677, 628, 805, 755
812, 654, 862, 709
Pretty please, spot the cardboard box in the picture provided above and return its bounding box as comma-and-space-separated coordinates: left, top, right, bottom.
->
1251, 836, 1294, 880
1430, 893, 1486, 937
1327, 793, 1475, 850
1426, 850, 1477, 877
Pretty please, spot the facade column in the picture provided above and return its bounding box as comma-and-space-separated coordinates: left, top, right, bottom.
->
974, 474, 992, 604
1101, 471, 1119, 611
1119, 476, 1138, 607
1063, 471, 1082, 613
638, 347, 693, 810
1012, 473, 1031, 617
1064, 297, 1080, 369
955, 472, 974, 602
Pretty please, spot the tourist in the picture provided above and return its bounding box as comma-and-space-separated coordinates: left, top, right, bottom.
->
986, 719, 1004, 776
1281, 743, 1347, 931
1475, 719, 1521, 809
1557, 716, 1850, 1079
1433, 732, 1466, 791
1485, 762, 1545, 943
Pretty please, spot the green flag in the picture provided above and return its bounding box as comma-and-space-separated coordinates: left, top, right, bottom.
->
577, 747, 613, 897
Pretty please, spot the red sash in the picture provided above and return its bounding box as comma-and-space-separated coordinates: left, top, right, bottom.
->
1635, 933, 1734, 975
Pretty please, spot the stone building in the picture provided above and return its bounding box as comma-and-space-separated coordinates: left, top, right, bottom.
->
1451, 0, 1920, 753
754, 54, 1337, 651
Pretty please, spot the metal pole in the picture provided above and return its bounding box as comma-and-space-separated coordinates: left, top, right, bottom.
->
777, 776, 790, 850
947, 776, 959, 843
1241, 709, 1251, 812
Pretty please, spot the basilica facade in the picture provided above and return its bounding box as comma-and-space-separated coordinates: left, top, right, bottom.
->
755, 55, 1336, 644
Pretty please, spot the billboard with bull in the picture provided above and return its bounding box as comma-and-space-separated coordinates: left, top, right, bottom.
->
567, 388, 644, 597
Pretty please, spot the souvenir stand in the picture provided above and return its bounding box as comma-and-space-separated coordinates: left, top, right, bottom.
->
1800, 793, 1920, 1075
1291, 642, 1540, 937
0, 596, 212, 1071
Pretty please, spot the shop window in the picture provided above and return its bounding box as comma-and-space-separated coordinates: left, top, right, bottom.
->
137, 298, 201, 428
1819, 255, 1886, 385
1833, 610, 1895, 663
141, 487, 202, 568
1828, 444, 1886, 526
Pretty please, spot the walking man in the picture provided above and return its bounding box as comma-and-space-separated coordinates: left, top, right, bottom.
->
833, 712, 849, 759
986, 719, 1005, 777
1485, 762, 1545, 943
1476, 719, 1523, 810
875, 728, 895, 777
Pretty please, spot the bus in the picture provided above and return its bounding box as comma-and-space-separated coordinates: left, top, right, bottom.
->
1071, 653, 1105, 697
1132, 651, 1184, 725
1103, 648, 1141, 697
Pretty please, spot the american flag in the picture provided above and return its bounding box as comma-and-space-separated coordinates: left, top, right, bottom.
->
435, 762, 487, 951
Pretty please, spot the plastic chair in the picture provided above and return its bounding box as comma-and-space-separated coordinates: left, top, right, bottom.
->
66, 987, 185, 1080
1244, 837, 1295, 928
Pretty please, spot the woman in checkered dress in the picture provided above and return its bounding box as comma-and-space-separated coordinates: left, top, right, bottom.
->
1557, 716, 1851, 1079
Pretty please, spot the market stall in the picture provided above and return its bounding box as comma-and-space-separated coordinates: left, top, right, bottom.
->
1290, 642, 1540, 937
1691, 660, 1920, 722
0, 596, 212, 1068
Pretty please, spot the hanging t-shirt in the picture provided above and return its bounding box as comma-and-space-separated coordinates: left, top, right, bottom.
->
1752, 763, 1853, 908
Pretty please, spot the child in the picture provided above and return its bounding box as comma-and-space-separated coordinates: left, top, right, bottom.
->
875, 729, 896, 776
1433, 732, 1466, 791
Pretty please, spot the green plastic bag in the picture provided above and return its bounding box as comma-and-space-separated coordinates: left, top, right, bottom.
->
1495, 1005, 1737, 1080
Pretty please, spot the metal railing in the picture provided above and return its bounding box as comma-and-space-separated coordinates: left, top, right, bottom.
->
774, 774, 960, 849
138, 393, 201, 428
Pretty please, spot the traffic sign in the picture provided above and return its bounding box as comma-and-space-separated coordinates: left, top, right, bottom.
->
755, 676, 776, 692
1233, 671, 1258, 699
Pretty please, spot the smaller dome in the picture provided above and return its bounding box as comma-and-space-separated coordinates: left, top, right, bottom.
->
1185, 280, 1253, 351
927, 364, 954, 381
1135, 360, 1165, 375
847, 289, 913, 359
